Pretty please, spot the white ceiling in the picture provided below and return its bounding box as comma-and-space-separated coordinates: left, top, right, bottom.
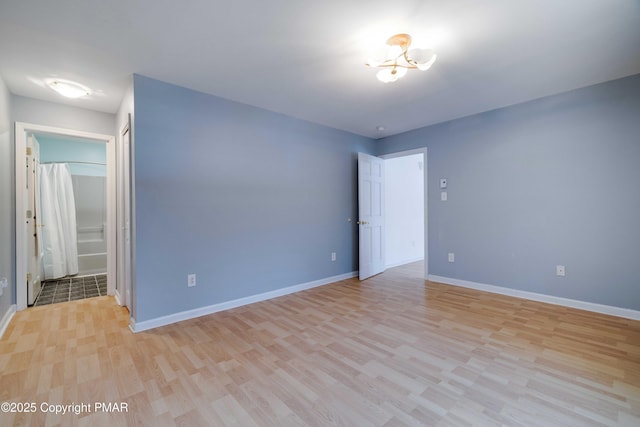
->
1, 0, 639, 138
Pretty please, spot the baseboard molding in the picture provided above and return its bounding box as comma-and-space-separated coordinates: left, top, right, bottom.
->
114, 290, 122, 307
429, 275, 640, 321
131, 271, 359, 333
0, 304, 17, 339
386, 257, 424, 269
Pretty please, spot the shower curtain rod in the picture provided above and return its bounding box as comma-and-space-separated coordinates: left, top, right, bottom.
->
41, 161, 106, 166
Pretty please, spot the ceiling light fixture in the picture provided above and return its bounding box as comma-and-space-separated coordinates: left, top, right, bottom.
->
46, 79, 92, 98
366, 33, 437, 83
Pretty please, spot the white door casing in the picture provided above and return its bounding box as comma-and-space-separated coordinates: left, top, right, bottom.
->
358, 152, 386, 280
15, 123, 116, 310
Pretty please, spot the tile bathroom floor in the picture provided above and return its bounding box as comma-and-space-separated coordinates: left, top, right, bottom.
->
33, 274, 107, 306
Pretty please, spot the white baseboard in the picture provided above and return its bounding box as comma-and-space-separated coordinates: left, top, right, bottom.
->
114, 290, 122, 306
131, 271, 359, 333
429, 275, 640, 321
386, 257, 424, 269
0, 304, 17, 339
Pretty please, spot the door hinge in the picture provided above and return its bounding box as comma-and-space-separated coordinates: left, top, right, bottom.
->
26, 273, 31, 283
26, 147, 32, 156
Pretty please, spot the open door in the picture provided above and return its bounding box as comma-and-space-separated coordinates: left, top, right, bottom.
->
358, 152, 386, 280
26, 134, 42, 304
116, 116, 132, 310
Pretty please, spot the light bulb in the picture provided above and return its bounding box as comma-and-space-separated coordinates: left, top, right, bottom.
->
376, 68, 397, 83
366, 46, 390, 67
416, 53, 437, 71
387, 45, 403, 59
376, 67, 407, 83
407, 48, 437, 71
394, 67, 408, 78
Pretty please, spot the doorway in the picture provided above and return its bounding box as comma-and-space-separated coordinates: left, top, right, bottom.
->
381, 148, 428, 279
384, 152, 425, 269
15, 122, 116, 310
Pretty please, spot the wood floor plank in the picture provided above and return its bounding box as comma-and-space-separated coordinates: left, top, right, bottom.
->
1, 262, 639, 426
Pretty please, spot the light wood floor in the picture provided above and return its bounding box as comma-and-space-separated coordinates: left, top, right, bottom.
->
1, 262, 639, 426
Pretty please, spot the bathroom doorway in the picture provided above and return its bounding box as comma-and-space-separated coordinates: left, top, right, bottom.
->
15, 122, 116, 310
32, 133, 108, 305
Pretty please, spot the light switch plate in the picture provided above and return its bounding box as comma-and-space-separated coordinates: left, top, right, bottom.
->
441, 191, 448, 201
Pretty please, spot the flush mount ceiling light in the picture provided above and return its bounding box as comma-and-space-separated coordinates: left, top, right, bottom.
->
46, 79, 92, 98
365, 33, 437, 83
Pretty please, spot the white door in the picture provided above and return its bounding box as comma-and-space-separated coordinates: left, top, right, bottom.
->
117, 119, 132, 310
358, 152, 386, 280
26, 135, 42, 304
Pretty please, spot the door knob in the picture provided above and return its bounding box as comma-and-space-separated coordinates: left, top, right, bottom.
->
357, 220, 368, 225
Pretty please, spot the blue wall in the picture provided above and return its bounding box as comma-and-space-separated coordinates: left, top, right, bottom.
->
4, 72, 639, 328
378, 74, 640, 310
37, 136, 106, 176
133, 75, 376, 322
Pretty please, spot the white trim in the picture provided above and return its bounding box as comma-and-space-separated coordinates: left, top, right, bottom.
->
131, 271, 358, 332
114, 290, 123, 307
386, 257, 424, 269
0, 305, 17, 339
15, 124, 27, 310
105, 130, 117, 297
429, 275, 640, 321
380, 148, 427, 159
116, 117, 132, 310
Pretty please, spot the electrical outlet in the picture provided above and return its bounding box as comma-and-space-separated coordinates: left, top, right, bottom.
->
188, 274, 196, 287
556, 265, 565, 277
331, 252, 336, 261
448, 253, 455, 263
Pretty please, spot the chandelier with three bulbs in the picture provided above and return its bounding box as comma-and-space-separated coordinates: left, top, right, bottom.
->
365, 33, 437, 83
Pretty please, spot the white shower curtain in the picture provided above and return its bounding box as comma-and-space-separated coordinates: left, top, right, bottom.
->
39, 163, 79, 279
